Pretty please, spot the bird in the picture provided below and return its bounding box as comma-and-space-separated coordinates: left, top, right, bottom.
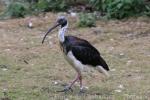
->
42, 16, 110, 93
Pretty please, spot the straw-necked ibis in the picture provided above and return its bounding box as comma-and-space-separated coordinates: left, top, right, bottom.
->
42, 16, 110, 93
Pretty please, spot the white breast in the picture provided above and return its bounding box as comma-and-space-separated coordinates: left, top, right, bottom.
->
65, 51, 85, 73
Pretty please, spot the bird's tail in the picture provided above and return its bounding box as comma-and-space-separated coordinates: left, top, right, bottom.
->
96, 66, 110, 78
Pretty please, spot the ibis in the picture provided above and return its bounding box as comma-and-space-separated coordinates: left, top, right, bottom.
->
42, 16, 110, 93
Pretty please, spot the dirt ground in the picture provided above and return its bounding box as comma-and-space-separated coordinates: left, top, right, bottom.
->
0, 13, 150, 100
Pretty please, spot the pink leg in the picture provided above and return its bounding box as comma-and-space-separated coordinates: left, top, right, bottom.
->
78, 74, 86, 94
57, 72, 82, 92
68, 73, 80, 88
78, 74, 83, 89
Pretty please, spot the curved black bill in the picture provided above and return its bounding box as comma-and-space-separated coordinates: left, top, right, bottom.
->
42, 23, 60, 44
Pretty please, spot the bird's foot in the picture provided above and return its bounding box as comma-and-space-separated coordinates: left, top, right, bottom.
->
57, 86, 73, 93
78, 88, 86, 95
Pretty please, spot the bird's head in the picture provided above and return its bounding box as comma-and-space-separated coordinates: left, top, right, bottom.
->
42, 16, 68, 44
57, 16, 68, 28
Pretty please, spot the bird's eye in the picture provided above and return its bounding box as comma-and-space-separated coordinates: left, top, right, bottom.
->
57, 19, 62, 24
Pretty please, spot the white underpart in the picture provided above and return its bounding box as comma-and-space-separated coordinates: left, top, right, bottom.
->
66, 51, 85, 73
96, 66, 110, 77
58, 23, 68, 43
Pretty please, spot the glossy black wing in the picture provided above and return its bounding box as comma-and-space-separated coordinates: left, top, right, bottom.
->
65, 36, 100, 54
71, 45, 109, 71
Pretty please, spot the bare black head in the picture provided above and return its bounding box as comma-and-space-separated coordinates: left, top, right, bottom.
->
57, 16, 67, 28
42, 16, 68, 44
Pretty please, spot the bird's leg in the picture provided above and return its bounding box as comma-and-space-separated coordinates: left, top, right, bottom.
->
78, 74, 85, 94
79, 74, 83, 90
57, 73, 80, 93
69, 73, 80, 88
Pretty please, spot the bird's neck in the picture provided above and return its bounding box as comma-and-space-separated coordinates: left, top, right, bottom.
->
58, 25, 67, 43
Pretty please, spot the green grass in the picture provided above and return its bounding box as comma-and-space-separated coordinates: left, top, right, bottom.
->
0, 14, 150, 100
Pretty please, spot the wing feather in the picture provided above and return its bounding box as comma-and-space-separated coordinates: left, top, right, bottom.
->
71, 46, 109, 71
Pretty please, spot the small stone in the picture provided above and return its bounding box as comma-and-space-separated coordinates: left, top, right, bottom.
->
118, 84, 124, 89
28, 22, 33, 28
120, 53, 124, 56
2, 68, 8, 71
110, 38, 114, 41
3, 88, 7, 91
110, 68, 116, 72
126, 60, 133, 66
20, 39, 24, 41
54, 81, 58, 85
115, 89, 122, 93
